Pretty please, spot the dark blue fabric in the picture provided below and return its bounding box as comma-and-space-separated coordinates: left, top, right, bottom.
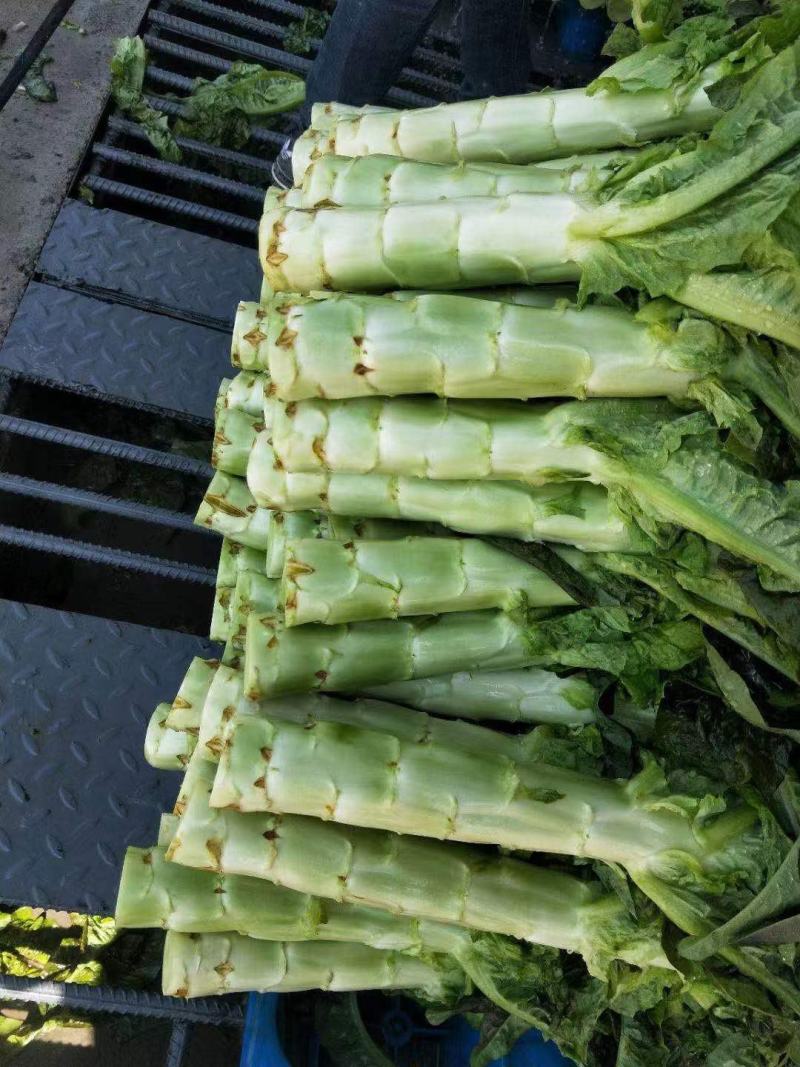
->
459, 0, 531, 98
303, 0, 442, 121
302, 0, 531, 122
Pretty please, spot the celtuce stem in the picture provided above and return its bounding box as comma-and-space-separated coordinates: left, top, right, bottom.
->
164, 657, 219, 731
243, 608, 701, 698
254, 291, 710, 402
282, 535, 574, 625
212, 711, 703, 869
247, 432, 645, 552
211, 539, 266, 643
364, 669, 599, 725
266, 510, 424, 580
300, 80, 717, 166
192, 661, 593, 771
117, 845, 469, 956
195, 471, 272, 552
162, 930, 463, 999
260, 193, 585, 293
268, 395, 800, 584
293, 151, 619, 208
169, 761, 669, 973
144, 705, 197, 770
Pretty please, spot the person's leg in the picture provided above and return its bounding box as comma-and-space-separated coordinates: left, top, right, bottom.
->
459, 0, 530, 99
273, 0, 441, 187
304, 0, 443, 118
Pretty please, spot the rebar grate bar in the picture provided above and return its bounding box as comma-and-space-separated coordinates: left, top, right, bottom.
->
149, 9, 309, 74
0, 975, 243, 1025
81, 175, 258, 236
0, 412, 214, 478
0, 523, 216, 584
147, 9, 436, 107
91, 143, 265, 203
167, 0, 458, 95
0, 470, 206, 533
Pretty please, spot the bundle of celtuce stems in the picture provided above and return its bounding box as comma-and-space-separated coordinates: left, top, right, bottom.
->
118, 9, 800, 1064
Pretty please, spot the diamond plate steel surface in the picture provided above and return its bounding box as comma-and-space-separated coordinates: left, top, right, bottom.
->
0, 599, 216, 914
0, 281, 232, 420
38, 201, 261, 326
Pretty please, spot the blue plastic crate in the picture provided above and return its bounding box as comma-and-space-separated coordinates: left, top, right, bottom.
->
241, 994, 572, 1067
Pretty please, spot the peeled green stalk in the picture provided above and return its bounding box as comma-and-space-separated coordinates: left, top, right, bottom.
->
212, 540, 266, 643
223, 572, 280, 666
258, 162, 799, 300
144, 704, 197, 770
195, 471, 272, 551
298, 105, 396, 176
243, 607, 702, 699
224, 371, 265, 417
267, 511, 427, 580
308, 100, 395, 133
211, 710, 799, 1005
269, 396, 800, 585
210, 542, 234, 643
194, 662, 593, 770
120, 845, 664, 1022
247, 432, 645, 552
193, 661, 602, 766
213, 405, 263, 477
118, 845, 469, 954
213, 710, 708, 868
174, 770, 800, 1014
260, 190, 584, 291
261, 50, 800, 351
283, 535, 574, 626
123, 841, 617, 1022
231, 301, 272, 373
258, 291, 793, 433
258, 291, 700, 401
294, 152, 619, 208
159, 814, 180, 847
134, 839, 580, 1023
162, 930, 463, 999
231, 289, 579, 373
266, 510, 317, 578
170, 761, 668, 973
215, 539, 267, 602
365, 669, 599, 725
304, 78, 718, 167
164, 657, 218, 731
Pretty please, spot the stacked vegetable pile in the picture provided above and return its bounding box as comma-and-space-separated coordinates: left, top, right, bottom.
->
116, 7, 800, 1064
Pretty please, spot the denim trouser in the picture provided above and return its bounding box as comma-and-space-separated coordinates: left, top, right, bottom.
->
301, 0, 530, 123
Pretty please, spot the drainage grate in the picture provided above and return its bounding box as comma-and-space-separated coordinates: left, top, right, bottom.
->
75, 0, 465, 242
75, 0, 605, 245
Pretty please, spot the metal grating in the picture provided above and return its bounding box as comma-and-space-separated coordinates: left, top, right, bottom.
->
75, 0, 605, 245
75, 0, 466, 243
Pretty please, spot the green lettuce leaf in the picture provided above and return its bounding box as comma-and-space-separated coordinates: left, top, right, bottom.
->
705, 642, 800, 740
110, 37, 180, 163
682, 839, 800, 959
174, 63, 305, 148
590, 14, 767, 97
563, 399, 800, 587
